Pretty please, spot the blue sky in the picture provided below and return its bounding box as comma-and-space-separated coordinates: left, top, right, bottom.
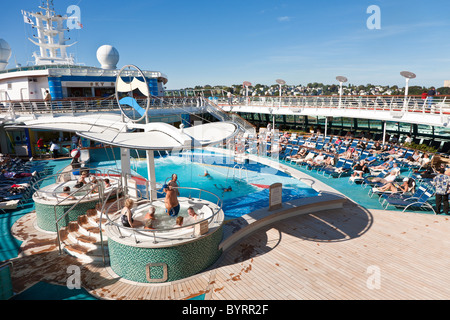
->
2, 0, 450, 89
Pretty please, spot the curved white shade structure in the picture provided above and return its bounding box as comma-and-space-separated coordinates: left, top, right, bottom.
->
79, 122, 238, 150
7, 115, 239, 151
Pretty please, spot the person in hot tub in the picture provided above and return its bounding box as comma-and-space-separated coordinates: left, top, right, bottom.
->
75, 170, 89, 188
121, 199, 142, 228
144, 219, 155, 230
187, 207, 200, 222
144, 206, 156, 221
90, 176, 99, 193
168, 174, 180, 196
103, 178, 111, 188
60, 186, 76, 200
163, 184, 180, 217
174, 216, 184, 228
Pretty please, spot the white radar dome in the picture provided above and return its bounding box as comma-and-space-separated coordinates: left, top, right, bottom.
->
96, 45, 120, 70
0, 39, 12, 71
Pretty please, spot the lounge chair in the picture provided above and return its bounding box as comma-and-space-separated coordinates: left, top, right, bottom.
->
382, 186, 436, 214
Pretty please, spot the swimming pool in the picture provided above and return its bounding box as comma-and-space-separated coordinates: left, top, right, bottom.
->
92, 150, 319, 219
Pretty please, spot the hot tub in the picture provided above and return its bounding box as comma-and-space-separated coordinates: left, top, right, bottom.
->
105, 196, 225, 283
33, 176, 120, 232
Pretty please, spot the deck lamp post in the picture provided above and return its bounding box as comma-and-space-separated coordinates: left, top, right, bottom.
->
243, 81, 252, 106
336, 76, 348, 109
276, 79, 286, 109
274, 79, 286, 129
400, 71, 416, 110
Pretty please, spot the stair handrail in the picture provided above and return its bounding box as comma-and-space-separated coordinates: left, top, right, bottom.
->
54, 180, 105, 255
98, 175, 124, 265
203, 98, 256, 135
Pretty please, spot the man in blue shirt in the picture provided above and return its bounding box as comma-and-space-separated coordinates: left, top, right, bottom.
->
432, 168, 450, 215
427, 87, 436, 108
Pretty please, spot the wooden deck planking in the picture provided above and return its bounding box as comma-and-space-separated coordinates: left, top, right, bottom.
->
8, 200, 450, 300
210, 205, 450, 299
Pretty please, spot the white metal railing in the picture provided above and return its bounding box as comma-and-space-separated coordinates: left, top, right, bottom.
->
3, 94, 448, 118
0, 96, 207, 117
215, 95, 450, 115
202, 98, 256, 135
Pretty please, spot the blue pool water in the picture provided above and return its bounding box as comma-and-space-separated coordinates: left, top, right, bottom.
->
92, 151, 319, 219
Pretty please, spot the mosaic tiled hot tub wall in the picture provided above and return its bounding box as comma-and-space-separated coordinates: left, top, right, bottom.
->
35, 199, 99, 232
108, 226, 223, 283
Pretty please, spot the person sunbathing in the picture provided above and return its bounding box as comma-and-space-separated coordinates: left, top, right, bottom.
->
289, 148, 307, 159
368, 170, 398, 185
294, 151, 315, 164
307, 152, 326, 167
371, 156, 395, 171
373, 177, 415, 194
321, 156, 335, 170
351, 160, 367, 179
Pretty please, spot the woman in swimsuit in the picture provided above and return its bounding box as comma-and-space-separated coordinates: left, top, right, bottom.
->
121, 198, 142, 228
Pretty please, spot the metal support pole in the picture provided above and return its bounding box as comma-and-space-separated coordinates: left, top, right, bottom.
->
403, 78, 410, 110
146, 150, 157, 201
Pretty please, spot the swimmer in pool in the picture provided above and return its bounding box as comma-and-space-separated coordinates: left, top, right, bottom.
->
214, 184, 232, 192
199, 170, 211, 178
163, 184, 180, 217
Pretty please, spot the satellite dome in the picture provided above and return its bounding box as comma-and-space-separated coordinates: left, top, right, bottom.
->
96, 45, 120, 70
0, 39, 12, 70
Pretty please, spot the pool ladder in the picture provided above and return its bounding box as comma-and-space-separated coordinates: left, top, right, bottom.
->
227, 164, 249, 183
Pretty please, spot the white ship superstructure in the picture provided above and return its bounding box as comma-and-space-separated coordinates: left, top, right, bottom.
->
27, 0, 76, 66
0, 0, 167, 102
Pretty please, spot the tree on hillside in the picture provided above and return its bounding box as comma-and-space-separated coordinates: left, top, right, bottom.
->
437, 87, 450, 95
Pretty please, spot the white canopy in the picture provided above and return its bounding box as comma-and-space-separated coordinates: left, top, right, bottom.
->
6, 114, 240, 151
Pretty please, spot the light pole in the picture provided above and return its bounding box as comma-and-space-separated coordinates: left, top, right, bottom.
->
276, 79, 286, 109
400, 71, 416, 110
274, 79, 286, 130
243, 81, 252, 106
336, 76, 348, 108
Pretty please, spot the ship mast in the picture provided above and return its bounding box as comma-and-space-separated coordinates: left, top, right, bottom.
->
27, 0, 77, 65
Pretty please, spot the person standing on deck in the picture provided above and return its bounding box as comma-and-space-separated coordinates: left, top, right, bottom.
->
432, 168, 450, 215
427, 87, 436, 109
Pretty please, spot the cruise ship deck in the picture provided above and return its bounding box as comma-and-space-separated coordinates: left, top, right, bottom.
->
1, 0, 450, 303
6, 161, 450, 300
